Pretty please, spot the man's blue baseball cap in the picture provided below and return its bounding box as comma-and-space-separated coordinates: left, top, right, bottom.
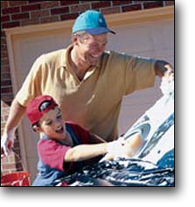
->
72, 10, 116, 35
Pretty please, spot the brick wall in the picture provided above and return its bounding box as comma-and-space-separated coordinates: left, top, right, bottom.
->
1, 1, 175, 175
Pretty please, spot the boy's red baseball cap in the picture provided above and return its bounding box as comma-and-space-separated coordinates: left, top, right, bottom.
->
26, 95, 58, 125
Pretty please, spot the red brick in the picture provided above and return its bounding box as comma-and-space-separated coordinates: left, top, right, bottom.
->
16, 162, 23, 171
28, 1, 44, 3
1, 37, 7, 46
143, 1, 164, 10
1, 106, 10, 114
41, 1, 59, 9
165, 1, 175, 6
1, 80, 12, 87
31, 10, 50, 18
1, 15, 10, 22
1, 116, 5, 123
112, 1, 132, 6
60, 1, 79, 6
70, 4, 91, 13
1, 97, 11, 105
133, 1, 146, 3
51, 7, 69, 15
1, 31, 6, 37
2, 111, 9, 117
1, 58, 9, 65
1, 1, 9, 8
2, 163, 17, 170
2, 21, 20, 29
122, 4, 142, 12
1, 44, 8, 52
60, 13, 79, 21
1, 95, 13, 105
1, 122, 6, 129
40, 16, 59, 24
1, 100, 10, 108
21, 4, 41, 12
21, 18, 40, 26
9, 1, 27, 7
91, 2, 111, 9
7, 155, 16, 163
1, 51, 8, 59
2, 155, 11, 163
1, 73, 11, 80
11, 13, 29, 21
13, 141, 20, 150
101, 7, 121, 15
1, 66, 10, 73
2, 7, 20, 15
1, 114, 5, 122
1, 86, 13, 94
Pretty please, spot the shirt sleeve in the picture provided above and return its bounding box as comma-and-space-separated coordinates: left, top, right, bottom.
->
109, 51, 156, 96
38, 139, 71, 171
124, 55, 156, 95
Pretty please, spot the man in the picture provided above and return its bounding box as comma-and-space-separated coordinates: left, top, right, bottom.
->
1, 10, 174, 157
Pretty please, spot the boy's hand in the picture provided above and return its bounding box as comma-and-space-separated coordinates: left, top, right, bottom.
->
104, 133, 143, 161
122, 133, 143, 157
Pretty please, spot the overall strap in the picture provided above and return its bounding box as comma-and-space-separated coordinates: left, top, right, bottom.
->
66, 123, 81, 146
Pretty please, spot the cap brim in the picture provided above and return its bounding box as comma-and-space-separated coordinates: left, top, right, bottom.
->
84, 27, 116, 35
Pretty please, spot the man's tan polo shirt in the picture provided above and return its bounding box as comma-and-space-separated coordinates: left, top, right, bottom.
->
16, 45, 156, 141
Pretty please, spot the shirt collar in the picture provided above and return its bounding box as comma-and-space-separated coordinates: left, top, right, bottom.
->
63, 44, 101, 70
62, 44, 73, 68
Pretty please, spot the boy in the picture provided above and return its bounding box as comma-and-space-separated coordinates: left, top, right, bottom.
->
26, 95, 142, 186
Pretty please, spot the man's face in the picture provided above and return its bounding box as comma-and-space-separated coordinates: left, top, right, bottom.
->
76, 33, 108, 66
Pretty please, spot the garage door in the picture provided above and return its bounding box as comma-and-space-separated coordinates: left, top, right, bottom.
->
7, 10, 174, 181
109, 19, 174, 134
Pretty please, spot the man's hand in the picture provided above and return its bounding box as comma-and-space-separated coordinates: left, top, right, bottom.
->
1, 128, 16, 158
155, 60, 174, 78
160, 64, 174, 95
122, 133, 143, 157
160, 74, 174, 95
163, 64, 174, 80
154, 60, 174, 95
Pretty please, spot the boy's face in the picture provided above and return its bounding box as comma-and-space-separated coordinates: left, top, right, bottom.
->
36, 106, 66, 140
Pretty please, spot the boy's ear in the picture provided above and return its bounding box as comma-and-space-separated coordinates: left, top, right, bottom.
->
33, 125, 42, 133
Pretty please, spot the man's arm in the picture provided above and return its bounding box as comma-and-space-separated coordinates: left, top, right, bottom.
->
1, 98, 26, 157
4, 98, 26, 133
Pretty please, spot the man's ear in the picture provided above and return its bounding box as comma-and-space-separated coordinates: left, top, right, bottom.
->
71, 34, 78, 45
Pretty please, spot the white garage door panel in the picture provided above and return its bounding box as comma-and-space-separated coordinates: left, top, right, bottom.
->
109, 25, 153, 54
106, 19, 174, 135
13, 32, 72, 88
12, 18, 174, 181
118, 77, 162, 134
107, 19, 174, 68
151, 21, 174, 50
